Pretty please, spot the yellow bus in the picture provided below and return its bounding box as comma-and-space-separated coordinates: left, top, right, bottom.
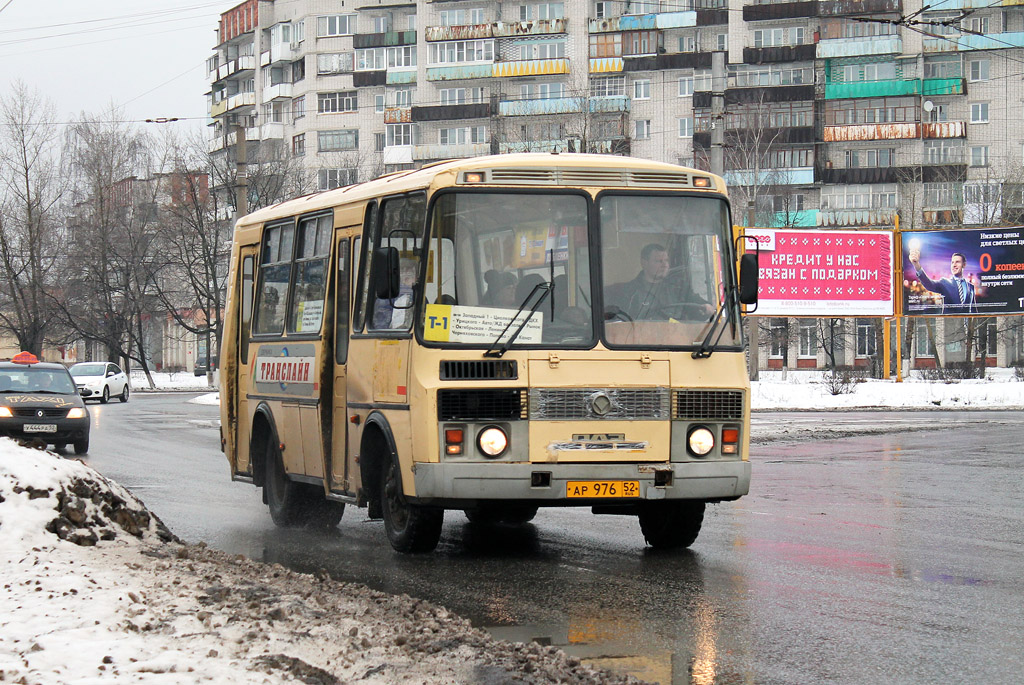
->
219, 153, 758, 553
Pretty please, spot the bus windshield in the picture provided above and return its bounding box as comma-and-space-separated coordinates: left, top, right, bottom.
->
421, 191, 594, 348
599, 194, 739, 349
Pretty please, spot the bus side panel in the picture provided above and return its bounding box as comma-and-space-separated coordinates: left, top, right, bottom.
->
220, 245, 240, 471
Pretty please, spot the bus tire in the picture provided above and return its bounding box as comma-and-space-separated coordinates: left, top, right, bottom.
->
264, 441, 308, 527
380, 455, 442, 553
465, 505, 538, 525
638, 500, 705, 549
304, 498, 345, 530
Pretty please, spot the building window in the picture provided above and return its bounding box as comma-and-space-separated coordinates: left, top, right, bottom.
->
914, 319, 933, 357
924, 139, 964, 163
291, 96, 306, 121
375, 132, 386, 152
388, 46, 417, 68
971, 146, 990, 167
440, 87, 485, 105
969, 59, 990, 82
318, 129, 359, 152
520, 82, 564, 100
591, 76, 624, 97
318, 168, 357, 191
623, 30, 658, 56
292, 133, 305, 156
595, 1, 607, 18
971, 102, 989, 123
846, 148, 895, 168
373, 16, 389, 33
678, 117, 693, 138
589, 33, 622, 58
428, 40, 494, 65
386, 123, 413, 146
978, 321, 997, 356
375, 93, 385, 113
356, 48, 386, 71
518, 40, 566, 60
317, 53, 352, 75
769, 318, 788, 358
635, 120, 651, 139
391, 86, 414, 107
318, 91, 358, 114
856, 319, 876, 357
717, 33, 728, 51
798, 321, 817, 358
926, 103, 949, 123
633, 79, 650, 100
317, 15, 355, 37
678, 76, 694, 97
440, 126, 487, 145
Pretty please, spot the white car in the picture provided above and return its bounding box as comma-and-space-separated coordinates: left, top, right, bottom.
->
70, 362, 130, 404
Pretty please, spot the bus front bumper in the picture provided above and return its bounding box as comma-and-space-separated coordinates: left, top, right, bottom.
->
411, 460, 750, 505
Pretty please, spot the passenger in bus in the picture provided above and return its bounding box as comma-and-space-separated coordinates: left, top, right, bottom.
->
608, 243, 714, 321
481, 270, 517, 307
372, 260, 417, 329
514, 273, 546, 307
552, 274, 588, 326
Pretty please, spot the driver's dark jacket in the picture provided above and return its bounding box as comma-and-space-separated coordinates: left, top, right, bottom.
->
608, 272, 709, 320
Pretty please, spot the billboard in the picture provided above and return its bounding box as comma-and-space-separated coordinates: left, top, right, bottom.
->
901, 227, 1024, 316
746, 228, 894, 317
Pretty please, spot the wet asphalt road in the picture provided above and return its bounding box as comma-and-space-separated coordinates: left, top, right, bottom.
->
83, 394, 1024, 684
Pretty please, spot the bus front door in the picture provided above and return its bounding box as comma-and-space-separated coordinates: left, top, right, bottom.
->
235, 247, 257, 475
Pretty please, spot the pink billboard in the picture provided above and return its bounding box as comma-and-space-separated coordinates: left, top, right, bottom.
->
746, 229, 894, 316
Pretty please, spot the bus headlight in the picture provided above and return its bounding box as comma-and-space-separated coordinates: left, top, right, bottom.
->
688, 427, 715, 457
477, 426, 508, 458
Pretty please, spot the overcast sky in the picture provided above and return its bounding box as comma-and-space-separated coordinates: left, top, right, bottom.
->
0, 1, 225, 131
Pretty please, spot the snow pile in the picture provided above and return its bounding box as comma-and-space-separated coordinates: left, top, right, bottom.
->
0, 441, 641, 684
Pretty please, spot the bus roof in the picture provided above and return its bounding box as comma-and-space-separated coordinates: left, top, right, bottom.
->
236, 153, 726, 230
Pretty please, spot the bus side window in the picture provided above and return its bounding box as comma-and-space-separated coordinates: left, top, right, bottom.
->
336, 239, 351, 364
253, 222, 295, 335
240, 255, 254, 358
368, 194, 426, 332
352, 203, 377, 333
288, 214, 332, 334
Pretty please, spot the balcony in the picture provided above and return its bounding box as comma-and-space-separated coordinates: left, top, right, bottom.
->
425, 64, 494, 81
816, 164, 967, 184
924, 30, 1024, 53
822, 122, 968, 141
770, 209, 818, 227
819, 0, 900, 15
413, 142, 490, 161
382, 145, 413, 165
411, 102, 491, 121
353, 30, 416, 49
743, 2, 820, 22
588, 11, 695, 33
492, 58, 570, 78
383, 107, 412, 124
725, 167, 815, 187
498, 138, 630, 155
590, 57, 624, 73
255, 123, 285, 140
692, 125, 814, 149
424, 19, 565, 42
824, 78, 964, 100
215, 54, 256, 81
260, 42, 296, 66
208, 131, 235, 153
693, 84, 815, 108
623, 52, 713, 72
816, 36, 901, 59
497, 95, 629, 117
387, 68, 417, 85
817, 209, 897, 227
744, 44, 818, 63
225, 92, 256, 113
262, 82, 292, 101
210, 99, 229, 118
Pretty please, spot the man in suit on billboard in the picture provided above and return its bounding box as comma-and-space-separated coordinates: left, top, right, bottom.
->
908, 248, 978, 314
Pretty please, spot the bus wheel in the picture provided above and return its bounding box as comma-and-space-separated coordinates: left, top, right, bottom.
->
638, 501, 705, 549
304, 498, 345, 529
264, 441, 307, 527
465, 505, 538, 525
380, 456, 442, 553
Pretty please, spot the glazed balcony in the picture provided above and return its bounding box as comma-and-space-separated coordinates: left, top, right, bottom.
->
622, 52, 712, 72
744, 44, 817, 63
725, 167, 815, 186
824, 77, 964, 100
822, 121, 967, 142
497, 95, 629, 117
818, 0, 900, 15
743, 1, 820, 22
817, 209, 897, 227
816, 36, 902, 59
260, 42, 295, 66
588, 11, 695, 33
413, 142, 490, 160
411, 102, 491, 122
424, 19, 565, 41
352, 30, 416, 49
924, 30, 1024, 53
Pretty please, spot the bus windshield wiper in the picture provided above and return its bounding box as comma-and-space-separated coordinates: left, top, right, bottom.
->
692, 290, 736, 359
484, 282, 553, 358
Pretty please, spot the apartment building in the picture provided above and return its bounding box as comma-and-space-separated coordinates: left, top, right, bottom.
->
206, 0, 1024, 372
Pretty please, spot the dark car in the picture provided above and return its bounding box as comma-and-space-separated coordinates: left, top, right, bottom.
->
194, 356, 218, 376
0, 352, 91, 454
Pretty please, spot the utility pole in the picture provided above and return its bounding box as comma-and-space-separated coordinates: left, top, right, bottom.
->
234, 121, 248, 219
710, 51, 725, 179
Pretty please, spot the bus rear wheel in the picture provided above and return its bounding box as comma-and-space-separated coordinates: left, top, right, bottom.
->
638, 500, 705, 549
380, 456, 442, 553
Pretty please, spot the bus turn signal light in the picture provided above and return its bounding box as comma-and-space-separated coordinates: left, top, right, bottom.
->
445, 428, 464, 455
722, 427, 739, 454
692, 176, 711, 188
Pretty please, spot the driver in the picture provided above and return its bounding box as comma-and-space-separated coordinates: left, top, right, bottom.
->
609, 243, 713, 320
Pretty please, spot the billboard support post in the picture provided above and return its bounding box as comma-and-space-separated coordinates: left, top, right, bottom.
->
895, 213, 903, 382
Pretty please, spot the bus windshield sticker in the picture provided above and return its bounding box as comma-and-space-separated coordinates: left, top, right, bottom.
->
423, 304, 542, 344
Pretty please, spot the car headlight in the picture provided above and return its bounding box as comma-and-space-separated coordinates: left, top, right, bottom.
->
688, 427, 715, 456
66, 407, 87, 419
477, 426, 508, 458
0, 407, 11, 418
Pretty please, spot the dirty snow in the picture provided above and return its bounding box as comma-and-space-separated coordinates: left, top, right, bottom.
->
0, 440, 639, 684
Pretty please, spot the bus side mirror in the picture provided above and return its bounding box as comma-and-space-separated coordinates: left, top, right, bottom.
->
738, 253, 759, 305
373, 246, 401, 299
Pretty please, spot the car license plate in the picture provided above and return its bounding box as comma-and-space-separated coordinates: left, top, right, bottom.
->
24, 424, 57, 433
566, 480, 640, 498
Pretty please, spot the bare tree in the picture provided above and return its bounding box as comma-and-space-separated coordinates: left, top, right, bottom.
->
59, 112, 164, 387
0, 82, 66, 356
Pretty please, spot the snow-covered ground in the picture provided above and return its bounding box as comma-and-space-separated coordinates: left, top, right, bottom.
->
0, 442, 638, 684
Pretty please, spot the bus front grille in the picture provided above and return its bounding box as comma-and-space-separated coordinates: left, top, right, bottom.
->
529, 388, 670, 420
440, 360, 518, 381
438, 388, 527, 421
673, 390, 745, 420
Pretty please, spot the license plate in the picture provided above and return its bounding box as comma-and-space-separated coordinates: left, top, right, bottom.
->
24, 424, 57, 433
566, 480, 640, 499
